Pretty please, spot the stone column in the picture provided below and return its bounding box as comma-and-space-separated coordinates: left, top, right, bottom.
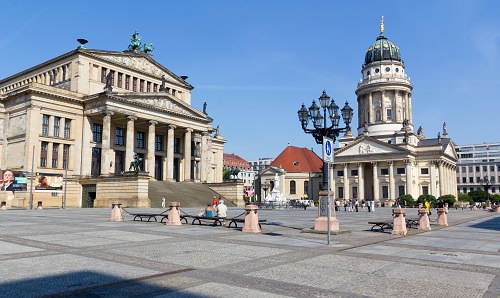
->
81, 116, 92, 176
357, 163, 364, 201
147, 120, 157, 177
388, 160, 395, 201
100, 111, 113, 176
372, 162, 379, 202
405, 159, 412, 196
343, 163, 349, 200
368, 92, 373, 123
47, 143, 53, 168
408, 93, 413, 124
429, 161, 438, 196
438, 161, 444, 197
125, 116, 137, 170
166, 125, 175, 181
183, 128, 192, 181
381, 91, 386, 122
199, 132, 209, 182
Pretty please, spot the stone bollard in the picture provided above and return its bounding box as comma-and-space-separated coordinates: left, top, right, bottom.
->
313, 191, 339, 232
497, 206, 500, 213
242, 204, 261, 233
437, 208, 448, 226
418, 208, 431, 230
37, 201, 43, 210
110, 201, 123, 222
391, 208, 407, 235
166, 202, 182, 226
1, 201, 6, 211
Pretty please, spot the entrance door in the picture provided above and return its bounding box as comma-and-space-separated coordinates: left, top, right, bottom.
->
155, 156, 163, 180
115, 150, 125, 175
82, 184, 96, 208
91, 148, 101, 177
173, 158, 180, 182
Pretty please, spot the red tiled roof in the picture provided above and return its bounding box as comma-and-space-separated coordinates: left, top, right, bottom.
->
223, 153, 251, 170
270, 146, 322, 172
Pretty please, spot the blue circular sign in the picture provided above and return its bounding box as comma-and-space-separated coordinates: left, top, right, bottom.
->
325, 140, 332, 156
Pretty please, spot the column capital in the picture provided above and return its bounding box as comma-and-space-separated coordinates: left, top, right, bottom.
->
343, 163, 349, 168
148, 120, 158, 126
168, 124, 177, 130
103, 110, 114, 117
371, 161, 378, 167
127, 116, 137, 121
185, 127, 193, 133
387, 160, 393, 165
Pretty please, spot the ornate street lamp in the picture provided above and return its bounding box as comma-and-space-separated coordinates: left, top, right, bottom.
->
480, 176, 491, 205
298, 90, 353, 190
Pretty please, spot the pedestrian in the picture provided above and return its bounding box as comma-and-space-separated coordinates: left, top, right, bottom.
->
161, 197, 166, 209
355, 200, 359, 212
217, 199, 228, 226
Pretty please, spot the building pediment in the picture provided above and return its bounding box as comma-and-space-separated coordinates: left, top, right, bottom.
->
335, 137, 408, 158
261, 166, 285, 175
443, 141, 459, 160
85, 50, 190, 88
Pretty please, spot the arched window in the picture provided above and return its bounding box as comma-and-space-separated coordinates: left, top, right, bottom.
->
304, 181, 309, 195
290, 180, 296, 194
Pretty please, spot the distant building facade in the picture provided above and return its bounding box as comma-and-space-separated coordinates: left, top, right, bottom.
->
223, 153, 255, 188
455, 142, 500, 195
0, 33, 225, 208
332, 19, 457, 205
249, 157, 273, 172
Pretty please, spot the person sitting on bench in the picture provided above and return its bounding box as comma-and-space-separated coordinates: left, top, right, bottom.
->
217, 200, 228, 225
204, 204, 214, 218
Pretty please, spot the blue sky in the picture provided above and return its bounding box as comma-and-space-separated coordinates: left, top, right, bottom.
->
1, 1, 499, 161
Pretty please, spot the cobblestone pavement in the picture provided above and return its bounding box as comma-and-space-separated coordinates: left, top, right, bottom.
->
0, 207, 498, 297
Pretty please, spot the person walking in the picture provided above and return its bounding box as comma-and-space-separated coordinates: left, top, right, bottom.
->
161, 197, 166, 209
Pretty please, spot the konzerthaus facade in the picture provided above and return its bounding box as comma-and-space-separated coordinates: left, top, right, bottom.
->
331, 19, 458, 205
0, 33, 225, 208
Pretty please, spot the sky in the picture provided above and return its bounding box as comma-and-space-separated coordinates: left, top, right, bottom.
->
1, 0, 499, 161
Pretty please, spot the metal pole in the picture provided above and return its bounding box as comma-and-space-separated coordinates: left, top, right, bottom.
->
29, 145, 34, 210
326, 161, 331, 245
63, 166, 68, 209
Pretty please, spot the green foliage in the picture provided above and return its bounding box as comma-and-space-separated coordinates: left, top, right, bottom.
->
223, 167, 231, 181
398, 194, 415, 207
490, 194, 500, 203
468, 190, 488, 202
243, 196, 251, 203
458, 193, 471, 203
417, 194, 437, 207
438, 194, 456, 207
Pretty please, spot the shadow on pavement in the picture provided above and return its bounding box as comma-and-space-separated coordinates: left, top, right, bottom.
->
468, 216, 500, 231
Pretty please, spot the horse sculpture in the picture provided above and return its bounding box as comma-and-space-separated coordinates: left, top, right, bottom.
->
129, 154, 143, 173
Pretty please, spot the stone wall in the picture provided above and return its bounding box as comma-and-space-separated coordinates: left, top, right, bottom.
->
207, 181, 245, 207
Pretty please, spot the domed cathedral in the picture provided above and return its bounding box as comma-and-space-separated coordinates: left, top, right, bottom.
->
332, 18, 458, 206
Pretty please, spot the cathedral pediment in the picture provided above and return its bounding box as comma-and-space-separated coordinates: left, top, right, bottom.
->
335, 137, 408, 158
118, 93, 205, 118
443, 141, 459, 159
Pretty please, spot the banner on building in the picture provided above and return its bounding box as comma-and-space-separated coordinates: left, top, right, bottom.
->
0, 170, 28, 192
34, 173, 63, 192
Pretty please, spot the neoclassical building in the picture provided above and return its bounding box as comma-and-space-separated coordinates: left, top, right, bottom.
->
331, 19, 457, 205
0, 33, 225, 208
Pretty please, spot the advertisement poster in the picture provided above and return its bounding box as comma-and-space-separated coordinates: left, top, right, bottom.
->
0, 170, 28, 192
34, 173, 63, 192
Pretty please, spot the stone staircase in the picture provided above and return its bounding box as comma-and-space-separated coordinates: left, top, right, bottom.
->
148, 181, 236, 208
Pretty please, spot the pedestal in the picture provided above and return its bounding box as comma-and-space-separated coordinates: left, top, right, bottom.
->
110, 201, 123, 221
418, 208, 431, 230
242, 204, 260, 233
166, 202, 182, 226
437, 208, 448, 226
313, 190, 339, 232
391, 208, 407, 235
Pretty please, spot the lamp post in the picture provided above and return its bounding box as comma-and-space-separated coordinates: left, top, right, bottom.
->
262, 181, 270, 202
297, 90, 353, 190
480, 176, 491, 206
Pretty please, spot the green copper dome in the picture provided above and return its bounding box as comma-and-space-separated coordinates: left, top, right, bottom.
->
364, 18, 402, 65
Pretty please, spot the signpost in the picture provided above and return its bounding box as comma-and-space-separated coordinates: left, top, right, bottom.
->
323, 137, 334, 244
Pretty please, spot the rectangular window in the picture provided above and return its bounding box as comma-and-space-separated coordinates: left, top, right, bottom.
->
153, 83, 158, 92
337, 170, 344, 176
382, 185, 389, 199
132, 77, 137, 92
40, 141, 48, 167
483, 165, 487, 171
420, 168, 429, 175
115, 127, 124, 146
147, 81, 151, 92
92, 123, 103, 142
398, 185, 405, 196
52, 143, 59, 168
136, 131, 145, 148
422, 186, 429, 195
139, 79, 144, 92
475, 166, 480, 172
462, 177, 466, 183
491, 176, 495, 183
101, 67, 107, 83
42, 114, 49, 136
63, 144, 69, 169
476, 177, 481, 183
117, 73, 123, 88
155, 135, 163, 151
64, 119, 71, 139
338, 187, 344, 199
109, 70, 115, 86
396, 168, 405, 175
352, 186, 358, 199
469, 166, 473, 172
461, 167, 466, 173
492, 187, 496, 193
290, 180, 296, 194
174, 137, 181, 154
469, 177, 474, 183
381, 168, 389, 175
386, 108, 392, 120
125, 75, 130, 90
53, 116, 60, 137
351, 169, 358, 176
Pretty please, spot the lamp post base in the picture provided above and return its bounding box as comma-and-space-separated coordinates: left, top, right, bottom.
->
313, 216, 339, 232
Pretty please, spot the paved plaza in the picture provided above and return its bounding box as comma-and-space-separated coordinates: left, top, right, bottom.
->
0, 206, 498, 297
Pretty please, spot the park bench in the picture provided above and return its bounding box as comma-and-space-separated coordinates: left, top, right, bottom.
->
368, 221, 393, 232
122, 208, 169, 222
184, 215, 224, 226
405, 218, 419, 229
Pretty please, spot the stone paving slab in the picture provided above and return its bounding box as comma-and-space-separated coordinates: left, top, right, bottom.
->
0, 207, 497, 297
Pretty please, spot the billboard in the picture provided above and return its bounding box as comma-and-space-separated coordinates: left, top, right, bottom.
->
34, 173, 63, 192
0, 170, 28, 192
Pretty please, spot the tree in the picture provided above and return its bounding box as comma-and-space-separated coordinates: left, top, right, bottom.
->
438, 194, 456, 207
489, 194, 500, 204
399, 194, 415, 207
457, 193, 472, 206
417, 194, 437, 207
468, 190, 488, 203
